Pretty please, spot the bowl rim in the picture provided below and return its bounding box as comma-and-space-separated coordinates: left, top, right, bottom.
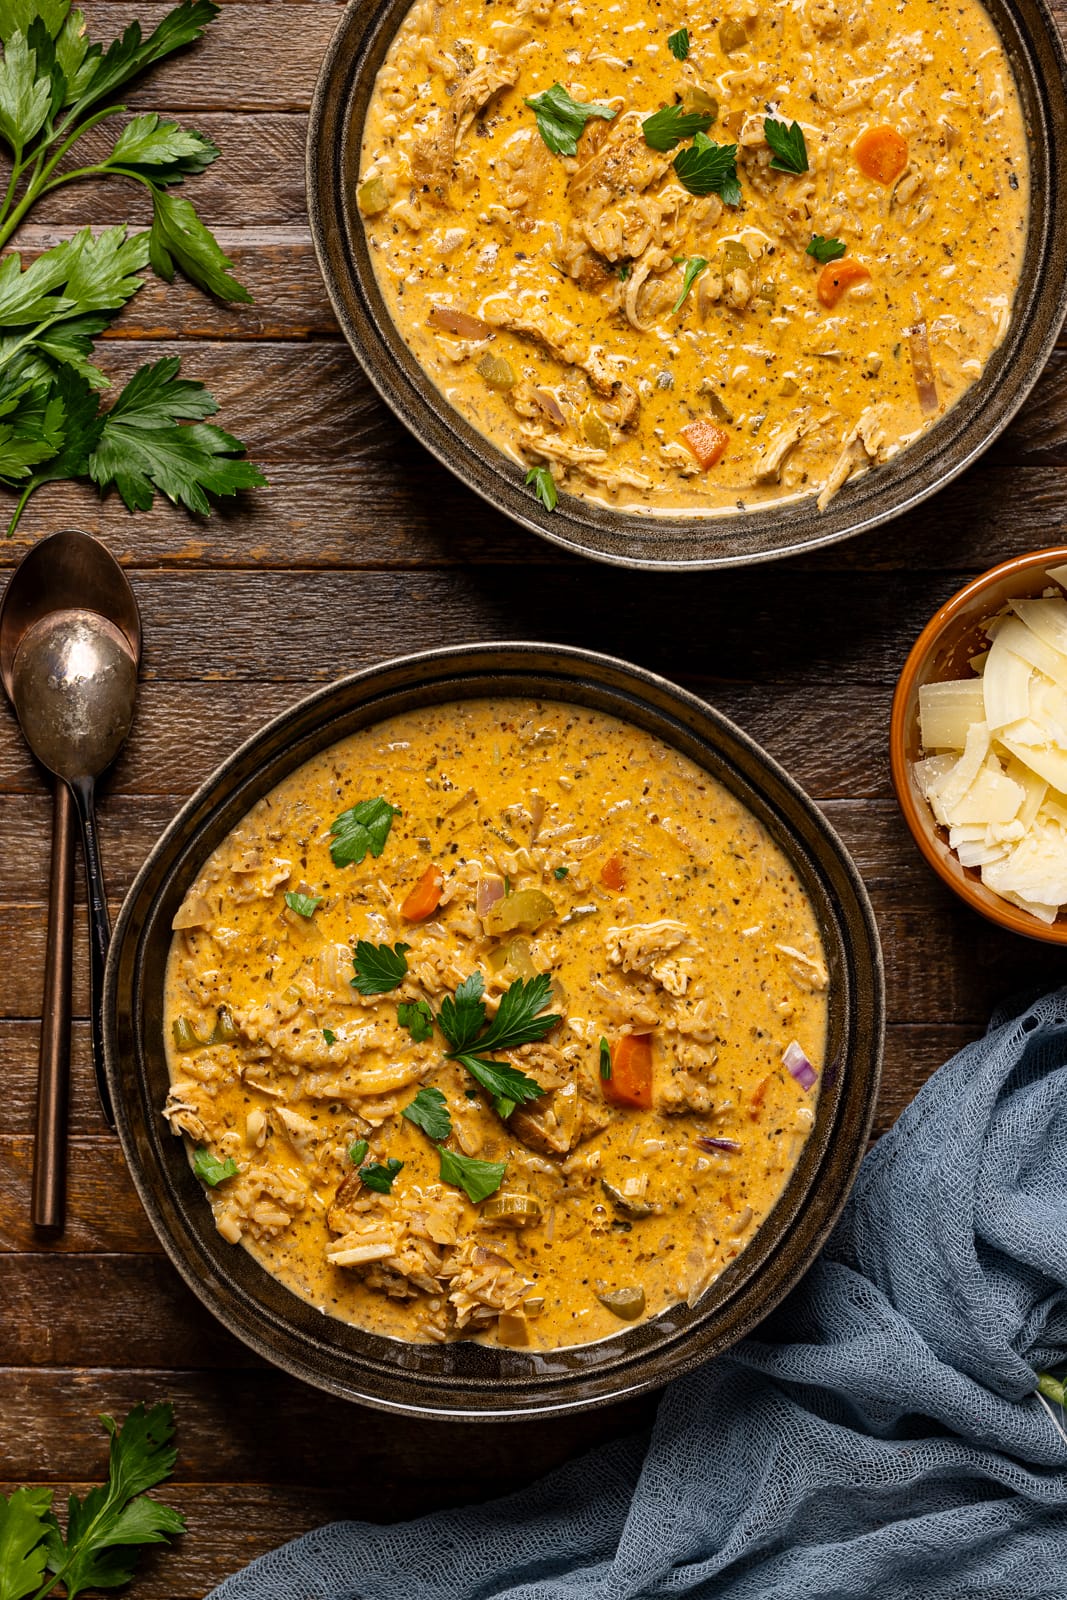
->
889, 544, 1067, 946
305, 0, 1067, 572
104, 641, 885, 1418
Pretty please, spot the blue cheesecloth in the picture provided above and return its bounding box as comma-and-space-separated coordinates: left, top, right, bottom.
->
211, 988, 1067, 1599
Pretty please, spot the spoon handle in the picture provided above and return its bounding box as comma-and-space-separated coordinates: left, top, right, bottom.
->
68, 775, 116, 1130
32, 776, 75, 1230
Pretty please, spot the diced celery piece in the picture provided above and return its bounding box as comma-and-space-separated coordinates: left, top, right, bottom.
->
918, 678, 985, 750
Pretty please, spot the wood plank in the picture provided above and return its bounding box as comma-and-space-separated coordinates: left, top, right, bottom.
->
78, 5, 339, 112
26, 113, 310, 228
0, 1367, 652, 1488
0, 1484, 369, 1600
0, 1481, 490, 1600
15, 229, 337, 340
0, 1138, 156, 1247
1, 371, 1066, 571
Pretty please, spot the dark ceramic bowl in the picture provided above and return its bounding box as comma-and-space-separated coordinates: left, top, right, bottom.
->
307, 0, 1067, 572
104, 644, 884, 1418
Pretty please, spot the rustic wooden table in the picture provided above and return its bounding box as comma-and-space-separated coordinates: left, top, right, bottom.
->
2, 2, 1067, 1593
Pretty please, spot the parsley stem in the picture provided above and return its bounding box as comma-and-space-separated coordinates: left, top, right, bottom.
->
6, 481, 35, 539
0, 107, 128, 250
0, 144, 25, 232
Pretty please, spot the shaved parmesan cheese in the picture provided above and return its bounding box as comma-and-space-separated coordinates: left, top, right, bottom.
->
1046, 562, 1067, 592
998, 889, 1059, 925
998, 733, 1067, 794
996, 615, 1067, 691
943, 759, 1023, 827
982, 817, 1067, 906
919, 678, 987, 749
935, 721, 990, 814
1013, 598, 1067, 659
981, 633, 1032, 731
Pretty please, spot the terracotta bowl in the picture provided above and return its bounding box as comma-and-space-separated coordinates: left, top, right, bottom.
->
890, 546, 1067, 945
306, 0, 1067, 571
104, 643, 884, 1418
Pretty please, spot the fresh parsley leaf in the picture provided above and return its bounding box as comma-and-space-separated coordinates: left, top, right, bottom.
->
351, 939, 410, 996
87, 355, 266, 514
0, 0, 70, 45
403, 1085, 452, 1141
0, 29, 53, 151
667, 26, 690, 60
673, 132, 740, 203
764, 116, 808, 174
438, 1147, 507, 1204
7, 363, 100, 494
42, 1403, 185, 1600
284, 890, 321, 918
672, 255, 708, 313
359, 1157, 403, 1194
599, 1036, 612, 1079
525, 82, 617, 157
348, 1138, 368, 1166
191, 1146, 238, 1186
807, 233, 846, 263
149, 187, 252, 303
473, 973, 560, 1055
329, 796, 401, 868
554, 865, 569, 880
618, 262, 631, 281
525, 463, 557, 512
322, 1028, 337, 1046
452, 1053, 545, 1116
107, 112, 220, 186
55, 223, 151, 314
70, 0, 219, 119
398, 998, 435, 1043
437, 970, 486, 1053
0, 1485, 53, 1600
642, 103, 713, 152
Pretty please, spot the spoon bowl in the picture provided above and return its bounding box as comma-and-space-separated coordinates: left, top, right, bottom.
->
12, 609, 138, 781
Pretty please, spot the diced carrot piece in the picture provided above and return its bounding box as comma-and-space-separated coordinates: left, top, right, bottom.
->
399, 863, 444, 921
679, 419, 729, 470
603, 1033, 654, 1109
748, 1073, 772, 1120
599, 854, 626, 890
854, 125, 908, 185
816, 259, 871, 308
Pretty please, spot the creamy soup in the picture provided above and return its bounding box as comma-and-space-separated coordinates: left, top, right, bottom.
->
357, 0, 1027, 518
164, 701, 828, 1351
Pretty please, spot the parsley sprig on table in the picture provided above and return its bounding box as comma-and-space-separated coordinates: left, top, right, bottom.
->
0, 0, 265, 535
0, 1403, 185, 1600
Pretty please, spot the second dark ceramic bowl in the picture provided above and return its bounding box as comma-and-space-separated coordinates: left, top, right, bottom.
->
104, 643, 883, 1418
307, 0, 1067, 571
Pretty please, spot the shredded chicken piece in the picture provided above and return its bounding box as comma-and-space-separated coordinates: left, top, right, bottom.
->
816, 402, 892, 510
753, 408, 813, 485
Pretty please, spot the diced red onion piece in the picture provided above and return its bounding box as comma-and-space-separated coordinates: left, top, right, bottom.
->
784, 1040, 818, 1091
695, 1136, 741, 1154
908, 321, 939, 415
476, 876, 505, 917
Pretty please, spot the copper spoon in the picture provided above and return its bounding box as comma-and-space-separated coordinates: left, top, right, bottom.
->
0, 532, 141, 1226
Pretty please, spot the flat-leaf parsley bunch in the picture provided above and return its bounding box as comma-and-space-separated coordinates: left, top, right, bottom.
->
0, 1402, 185, 1600
0, 0, 265, 536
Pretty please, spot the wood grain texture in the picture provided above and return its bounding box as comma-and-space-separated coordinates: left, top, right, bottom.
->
2, 0, 1067, 1591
